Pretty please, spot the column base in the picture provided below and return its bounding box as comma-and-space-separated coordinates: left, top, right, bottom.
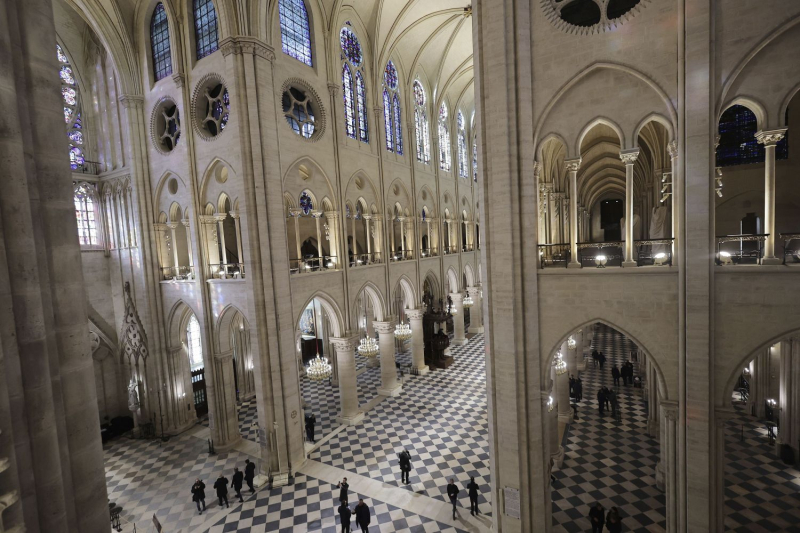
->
468, 326, 484, 334
336, 411, 365, 426
366, 358, 380, 368
268, 472, 288, 488
412, 365, 430, 375
655, 460, 665, 492
647, 419, 659, 440
577, 360, 586, 372
622, 261, 638, 268
762, 257, 782, 266
567, 262, 582, 269
214, 433, 242, 453
378, 383, 403, 397
558, 412, 573, 425
551, 446, 565, 469
452, 336, 467, 346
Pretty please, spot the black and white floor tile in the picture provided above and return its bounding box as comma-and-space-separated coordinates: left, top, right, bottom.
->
311, 334, 492, 516
551, 324, 666, 532
207, 472, 470, 533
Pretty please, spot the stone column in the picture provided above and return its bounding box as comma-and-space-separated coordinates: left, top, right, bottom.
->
325, 211, 340, 267
374, 320, 402, 396
212, 351, 241, 451
556, 359, 571, 425
778, 339, 793, 451
216, 215, 229, 274
565, 337, 577, 376
168, 223, 180, 269
755, 129, 787, 265
407, 309, 428, 374
363, 214, 372, 262
231, 211, 243, 266
565, 158, 582, 267
575, 329, 585, 371
668, 141, 679, 260
311, 210, 323, 264
662, 402, 678, 533
451, 293, 467, 346
289, 208, 302, 264
550, 376, 565, 468
467, 285, 484, 333
183, 219, 195, 274
425, 218, 432, 254
620, 148, 640, 266
331, 337, 364, 425
713, 409, 737, 531
647, 359, 660, 437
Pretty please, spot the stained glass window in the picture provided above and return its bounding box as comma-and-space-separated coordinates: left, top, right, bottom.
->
74, 182, 98, 246
383, 89, 393, 151
339, 26, 362, 66
438, 104, 451, 171
717, 105, 788, 166
413, 80, 430, 163
58, 45, 86, 171
150, 3, 173, 81
384, 60, 398, 90
473, 141, 478, 182
299, 191, 313, 215
278, 0, 312, 66
340, 25, 368, 144
342, 65, 356, 139
282, 87, 315, 138
355, 71, 368, 142
457, 111, 468, 178
393, 94, 403, 155
193, 0, 218, 60
186, 315, 204, 370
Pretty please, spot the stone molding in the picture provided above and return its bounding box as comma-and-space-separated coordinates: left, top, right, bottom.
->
330, 336, 359, 352
564, 157, 582, 172
220, 36, 276, 61
667, 140, 678, 158
406, 308, 424, 320
755, 128, 787, 146
118, 94, 144, 109
372, 320, 397, 334
619, 148, 640, 164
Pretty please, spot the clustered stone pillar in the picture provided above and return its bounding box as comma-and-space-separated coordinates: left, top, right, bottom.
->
550, 372, 565, 468
755, 129, 787, 265
332, 337, 364, 425
212, 351, 241, 450
451, 293, 467, 346
374, 320, 403, 396
661, 402, 678, 533
565, 337, 578, 376
565, 158, 582, 267
467, 286, 484, 334
406, 309, 429, 374
620, 148, 640, 267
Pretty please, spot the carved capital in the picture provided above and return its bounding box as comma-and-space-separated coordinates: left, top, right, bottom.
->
667, 140, 678, 158
198, 215, 218, 225
229, 211, 240, 220
755, 128, 787, 146
619, 148, 640, 165
172, 73, 185, 88
327, 82, 340, 96
214, 350, 234, 362
118, 94, 144, 109
372, 320, 397, 334
325, 211, 340, 221
564, 157, 582, 172
153, 222, 169, 231
220, 37, 275, 61
449, 292, 463, 303
331, 336, 359, 352
288, 208, 304, 217
533, 160, 542, 179
405, 308, 424, 320
310, 210, 324, 218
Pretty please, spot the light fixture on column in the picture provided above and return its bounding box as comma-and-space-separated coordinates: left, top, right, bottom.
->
654, 252, 668, 266
463, 293, 474, 309
306, 354, 332, 381
394, 321, 412, 342
660, 171, 672, 203
567, 336, 576, 350
554, 352, 567, 375
719, 251, 733, 265
357, 337, 380, 358
594, 254, 608, 268
548, 395, 555, 412
715, 167, 723, 198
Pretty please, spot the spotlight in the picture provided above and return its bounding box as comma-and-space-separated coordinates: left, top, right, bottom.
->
719, 251, 733, 265
654, 252, 667, 266
594, 254, 607, 268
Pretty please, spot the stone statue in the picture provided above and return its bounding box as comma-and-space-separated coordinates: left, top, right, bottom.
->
127, 379, 140, 413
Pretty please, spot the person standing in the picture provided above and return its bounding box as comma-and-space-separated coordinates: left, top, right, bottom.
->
609, 389, 619, 418
338, 501, 353, 533
588, 502, 605, 533
354, 499, 371, 532
397, 449, 412, 484
575, 378, 583, 401
602, 387, 611, 411
466, 477, 480, 516
598, 352, 606, 369
213, 473, 230, 508
191, 478, 206, 515
606, 506, 622, 533
337, 477, 350, 505
447, 479, 460, 519
611, 364, 620, 386
592, 349, 599, 367
244, 459, 256, 493
597, 388, 606, 415
231, 467, 244, 503
305, 411, 316, 444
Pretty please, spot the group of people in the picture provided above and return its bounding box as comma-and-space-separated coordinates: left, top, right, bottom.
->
190, 458, 257, 514
396, 449, 481, 518
611, 362, 635, 387
596, 386, 619, 417
589, 502, 623, 532
591, 349, 607, 368
336, 478, 371, 532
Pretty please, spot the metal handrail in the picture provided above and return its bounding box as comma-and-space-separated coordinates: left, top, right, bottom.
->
350, 252, 383, 267
715, 234, 768, 265
290, 255, 339, 274
536, 243, 570, 269
780, 233, 800, 264
390, 250, 414, 262
420, 247, 439, 258
577, 242, 623, 267
634, 238, 674, 267
161, 265, 195, 281
209, 263, 245, 279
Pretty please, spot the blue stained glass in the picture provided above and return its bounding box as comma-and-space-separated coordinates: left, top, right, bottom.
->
279, 0, 312, 66
438, 104, 451, 171
342, 65, 356, 139
355, 70, 368, 143
393, 94, 403, 155
340, 27, 362, 66
383, 89, 393, 151
384, 60, 398, 90
60, 66, 75, 85
57, 44, 68, 63
473, 141, 478, 182
299, 191, 313, 215
150, 3, 173, 81
193, 0, 218, 60
413, 80, 425, 106
69, 130, 83, 144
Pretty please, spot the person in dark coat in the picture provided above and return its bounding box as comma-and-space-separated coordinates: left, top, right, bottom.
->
397, 449, 412, 484
466, 476, 480, 516
611, 364, 620, 386
231, 467, 244, 502
354, 499, 370, 532
588, 502, 605, 533
609, 389, 619, 417
621, 363, 629, 386
592, 349, 599, 367
602, 387, 611, 410
606, 506, 622, 533
244, 459, 256, 493
447, 478, 460, 519
213, 474, 229, 508
338, 502, 353, 533
191, 478, 206, 514
305, 411, 316, 443
336, 477, 350, 505
569, 375, 576, 398
575, 378, 583, 401
598, 352, 606, 369
597, 388, 606, 415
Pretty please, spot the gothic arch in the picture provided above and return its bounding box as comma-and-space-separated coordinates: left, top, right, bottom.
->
296, 291, 344, 338
464, 263, 475, 287
352, 281, 387, 322
393, 275, 418, 308
215, 304, 251, 354
718, 96, 768, 132
632, 113, 676, 145
446, 266, 460, 294
575, 117, 626, 155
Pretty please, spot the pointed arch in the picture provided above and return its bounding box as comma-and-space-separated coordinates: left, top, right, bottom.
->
446, 266, 460, 294
150, 3, 173, 81
352, 281, 386, 322
296, 291, 344, 338
215, 305, 251, 353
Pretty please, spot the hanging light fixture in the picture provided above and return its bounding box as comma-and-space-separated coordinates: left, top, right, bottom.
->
357, 337, 380, 358
548, 395, 555, 412
463, 293, 474, 309
567, 336, 576, 350
306, 354, 332, 381
394, 321, 412, 342
554, 352, 567, 375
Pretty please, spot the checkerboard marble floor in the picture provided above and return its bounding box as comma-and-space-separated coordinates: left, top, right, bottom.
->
207, 472, 470, 533
551, 324, 666, 532
723, 401, 800, 532
311, 334, 492, 516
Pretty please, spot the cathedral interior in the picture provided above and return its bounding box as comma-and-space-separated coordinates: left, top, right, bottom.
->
1, 0, 800, 532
